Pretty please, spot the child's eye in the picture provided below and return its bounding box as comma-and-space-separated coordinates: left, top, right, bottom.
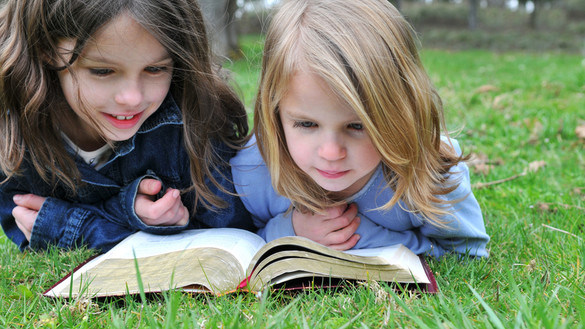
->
348, 123, 363, 130
293, 121, 317, 129
145, 66, 170, 74
89, 68, 113, 76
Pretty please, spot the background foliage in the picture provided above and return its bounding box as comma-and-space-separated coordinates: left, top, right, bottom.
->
235, 0, 585, 54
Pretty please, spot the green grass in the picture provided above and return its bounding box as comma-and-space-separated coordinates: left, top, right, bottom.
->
2, 36, 584, 328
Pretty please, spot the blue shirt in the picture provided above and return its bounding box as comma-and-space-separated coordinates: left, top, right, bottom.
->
231, 136, 489, 257
0, 94, 253, 252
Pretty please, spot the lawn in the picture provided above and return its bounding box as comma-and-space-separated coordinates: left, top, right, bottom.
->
1, 36, 584, 328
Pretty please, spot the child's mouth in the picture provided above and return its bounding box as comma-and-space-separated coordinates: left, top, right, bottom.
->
110, 114, 135, 120
104, 112, 143, 129
317, 169, 349, 179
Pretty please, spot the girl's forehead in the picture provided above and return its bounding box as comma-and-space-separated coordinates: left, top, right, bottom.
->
93, 13, 145, 43
57, 13, 140, 50
54, 25, 170, 71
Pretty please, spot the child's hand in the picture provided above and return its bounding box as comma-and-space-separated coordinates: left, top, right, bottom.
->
135, 179, 189, 226
12, 194, 46, 241
292, 203, 360, 251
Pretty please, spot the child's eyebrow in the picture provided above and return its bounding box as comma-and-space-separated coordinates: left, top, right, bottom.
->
78, 53, 173, 65
280, 109, 311, 120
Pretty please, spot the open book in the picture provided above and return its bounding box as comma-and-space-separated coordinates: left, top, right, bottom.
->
44, 228, 437, 298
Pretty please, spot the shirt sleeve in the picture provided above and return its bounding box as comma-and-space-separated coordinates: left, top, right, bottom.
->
77, 172, 189, 234
230, 138, 291, 240
351, 216, 432, 252
30, 197, 137, 252
416, 149, 490, 257
0, 172, 185, 253
352, 138, 489, 257
0, 185, 137, 252
0, 183, 33, 251
256, 211, 296, 241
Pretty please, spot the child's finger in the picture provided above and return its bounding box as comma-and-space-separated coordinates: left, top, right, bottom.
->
324, 203, 350, 218
340, 203, 358, 218
162, 203, 188, 226
327, 234, 360, 251
155, 189, 189, 225
142, 188, 188, 226
137, 179, 162, 197
324, 203, 359, 232
14, 218, 32, 241
12, 205, 38, 240
140, 189, 177, 217
326, 216, 360, 244
13, 194, 45, 211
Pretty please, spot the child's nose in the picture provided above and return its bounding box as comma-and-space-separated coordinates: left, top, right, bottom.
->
318, 137, 346, 161
114, 80, 143, 107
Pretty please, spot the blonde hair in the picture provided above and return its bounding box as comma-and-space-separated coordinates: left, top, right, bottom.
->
0, 0, 248, 209
254, 0, 465, 226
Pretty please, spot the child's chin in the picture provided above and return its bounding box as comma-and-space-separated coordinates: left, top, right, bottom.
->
314, 182, 343, 192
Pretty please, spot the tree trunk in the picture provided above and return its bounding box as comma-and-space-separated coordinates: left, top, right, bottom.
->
468, 0, 479, 30
529, 2, 539, 29
486, 0, 506, 8
199, 0, 240, 60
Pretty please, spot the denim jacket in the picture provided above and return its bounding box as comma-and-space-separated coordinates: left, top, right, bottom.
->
0, 94, 253, 252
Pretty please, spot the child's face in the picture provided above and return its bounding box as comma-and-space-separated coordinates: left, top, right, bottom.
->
279, 71, 382, 199
57, 13, 173, 149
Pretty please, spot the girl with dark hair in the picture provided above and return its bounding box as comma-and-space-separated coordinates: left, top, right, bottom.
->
0, 0, 253, 252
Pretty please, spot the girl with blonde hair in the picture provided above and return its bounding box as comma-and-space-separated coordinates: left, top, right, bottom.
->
0, 0, 253, 252
232, 0, 489, 257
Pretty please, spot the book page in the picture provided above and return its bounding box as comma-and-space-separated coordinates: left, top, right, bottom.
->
45, 228, 267, 298
344, 245, 401, 258
247, 238, 430, 291
106, 228, 266, 270
347, 244, 427, 281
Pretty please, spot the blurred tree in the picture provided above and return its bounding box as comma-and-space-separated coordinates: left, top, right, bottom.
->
518, 0, 558, 29
564, 0, 585, 19
237, 0, 274, 35
199, 0, 240, 59
469, 0, 479, 29
486, 0, 507, 8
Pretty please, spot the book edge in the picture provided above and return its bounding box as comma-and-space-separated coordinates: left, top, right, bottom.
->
43, 253, 102, 298
419, 255, 439, 293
